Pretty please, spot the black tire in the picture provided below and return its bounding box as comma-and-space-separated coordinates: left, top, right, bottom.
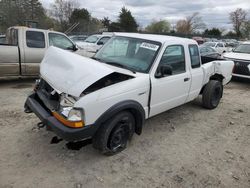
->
202, 80, 223, 109
92, 111, 135, 155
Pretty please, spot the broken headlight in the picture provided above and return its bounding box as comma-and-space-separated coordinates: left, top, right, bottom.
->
68, 108, 83, 121
55, 107, 84, 128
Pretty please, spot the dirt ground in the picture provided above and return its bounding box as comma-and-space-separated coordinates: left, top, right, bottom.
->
0, 78, 249, 188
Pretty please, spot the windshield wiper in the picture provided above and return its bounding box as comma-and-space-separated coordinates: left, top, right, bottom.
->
91, 57, 103, 62
105, 62, 136, 74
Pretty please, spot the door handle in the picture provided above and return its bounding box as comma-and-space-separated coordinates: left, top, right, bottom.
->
184, 78, 190, 82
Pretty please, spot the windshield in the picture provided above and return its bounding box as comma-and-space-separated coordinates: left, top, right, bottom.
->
233, 44, 250, 54
94, 36, 161, 73
84, 35, 99, 43
204, 42, 216, 48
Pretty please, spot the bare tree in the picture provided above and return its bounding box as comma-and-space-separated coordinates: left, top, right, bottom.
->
50, 0, 79, 31
229, 8, 247, 37
176, 12, 206, 34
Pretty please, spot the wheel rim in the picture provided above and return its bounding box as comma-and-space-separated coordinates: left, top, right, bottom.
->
212, 86, 221, 106
108, 119, 130, 152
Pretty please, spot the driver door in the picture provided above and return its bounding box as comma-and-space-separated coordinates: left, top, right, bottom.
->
150, 45, 191, 117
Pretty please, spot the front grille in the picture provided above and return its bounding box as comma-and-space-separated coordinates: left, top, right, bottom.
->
39, 79, 59, 101
233, 60, 250, 76
37, 79, 60, 111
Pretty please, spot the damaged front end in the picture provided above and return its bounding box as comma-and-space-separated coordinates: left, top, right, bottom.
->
26, 79, 85, 129
24, 47, 136, 141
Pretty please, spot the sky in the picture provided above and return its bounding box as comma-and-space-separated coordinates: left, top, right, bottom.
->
40, 0, 250, 30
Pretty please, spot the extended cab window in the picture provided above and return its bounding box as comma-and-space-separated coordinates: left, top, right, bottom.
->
49, 33, 74, 50
189, 45, 200, 68
26, 31, 45, 48
158, 45, 185, 75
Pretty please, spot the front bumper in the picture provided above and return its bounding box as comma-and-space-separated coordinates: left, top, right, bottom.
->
24, 93, 97, 142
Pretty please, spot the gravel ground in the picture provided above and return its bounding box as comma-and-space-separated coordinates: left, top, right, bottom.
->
0, 78, 249, 188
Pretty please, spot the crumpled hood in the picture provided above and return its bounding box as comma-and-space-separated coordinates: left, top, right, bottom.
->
40, 46, 114, 97
223, 52, 250, 61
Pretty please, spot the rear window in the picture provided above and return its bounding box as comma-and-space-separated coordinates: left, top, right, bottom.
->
26, 31, 45, 48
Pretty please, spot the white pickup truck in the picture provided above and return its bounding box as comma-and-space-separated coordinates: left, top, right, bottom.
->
0, 26, 88, 78
25, 33, 234, 155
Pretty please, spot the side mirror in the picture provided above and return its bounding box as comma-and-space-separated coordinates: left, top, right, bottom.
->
155, 64, 173, 78
97, 41, 104, 45
72, 44, 78, 51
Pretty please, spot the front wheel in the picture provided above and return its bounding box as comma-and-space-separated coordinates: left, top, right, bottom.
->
202, 80, 223, 109
93, 111, 135, 155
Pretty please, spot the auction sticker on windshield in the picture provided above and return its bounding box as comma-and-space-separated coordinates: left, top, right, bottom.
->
140, 42, 159, 51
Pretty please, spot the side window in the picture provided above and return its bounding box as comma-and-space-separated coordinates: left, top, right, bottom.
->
189, 45, 200, 68
26, 31, 45, 48
217, 43, 223, 47
158, 45, 185, 76
49, 33, 74, 50
98, 37, 110, 45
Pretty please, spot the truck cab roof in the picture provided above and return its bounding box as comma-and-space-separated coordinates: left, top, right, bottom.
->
113, 32, 197, 45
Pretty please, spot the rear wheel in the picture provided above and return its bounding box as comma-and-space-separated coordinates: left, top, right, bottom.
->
202, 80, 223, 109
93, 111, 135, 155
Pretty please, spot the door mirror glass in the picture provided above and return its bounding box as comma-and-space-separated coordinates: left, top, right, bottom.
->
97, 41, 104, 45
155, 64, 173, 78
72, 44, 78, 51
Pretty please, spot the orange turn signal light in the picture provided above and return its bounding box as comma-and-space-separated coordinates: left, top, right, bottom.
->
52, 112, 84, 128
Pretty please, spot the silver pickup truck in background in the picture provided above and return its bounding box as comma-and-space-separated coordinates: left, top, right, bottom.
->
0, 26, 88, 78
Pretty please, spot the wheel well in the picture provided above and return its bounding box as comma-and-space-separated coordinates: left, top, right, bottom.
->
210, 74, 224, 82
200, 74, 224, 94
125, 108, 144, 135
95, 101, 145, 136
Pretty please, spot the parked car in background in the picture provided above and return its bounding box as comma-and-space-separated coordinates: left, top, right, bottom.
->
203, 42, 230, 54
25, 33, 234, 155
76, 33, 113, 56
200, 45, 222, 59
0, 35, 6, 44
192, 36, 205, 45
222, 41, 250, 79
0, 26, 90, 78
69, 35, 88, 43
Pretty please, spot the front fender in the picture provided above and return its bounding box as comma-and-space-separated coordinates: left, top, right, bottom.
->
95, 100, 146, 135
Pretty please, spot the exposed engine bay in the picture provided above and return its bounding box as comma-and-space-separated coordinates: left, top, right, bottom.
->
81, 72, 134, 96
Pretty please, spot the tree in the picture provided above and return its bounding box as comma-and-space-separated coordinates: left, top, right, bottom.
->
68, 8, 91, 32
224, 31, 238, 38
23, 0, 45, 20
230, 8, 247, 37
118, 7, 138, 32
108, 22, 121, 32
69, 8, 90, 23
241, 20, 250, 39
50, 0, 79, 31
0, 0, 46, 32
203, 28, 222, 37
101, 17, 111, 29
145, 20, 170, 33
176, 12, 206, 34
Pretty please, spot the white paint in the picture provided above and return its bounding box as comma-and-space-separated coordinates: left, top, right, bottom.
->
40, 34, 234, 125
